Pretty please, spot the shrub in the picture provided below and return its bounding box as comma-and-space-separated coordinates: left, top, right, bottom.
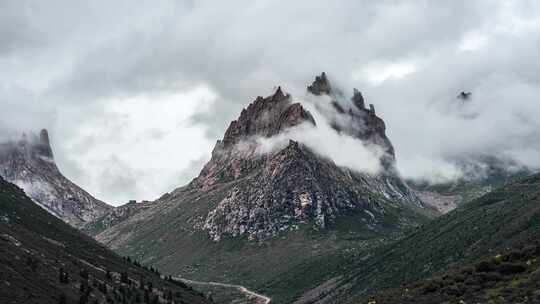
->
421, 281, 439, 294
443, 285, 464, 297
58, 293, 67, 304
475, 259, 498, 272
497, 263, 527, 275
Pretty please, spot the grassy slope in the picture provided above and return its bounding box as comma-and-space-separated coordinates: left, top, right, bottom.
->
364, 240, 540, 303
305, 173, 540, 303
0, 177, 210, 304
96, 173, 432, 304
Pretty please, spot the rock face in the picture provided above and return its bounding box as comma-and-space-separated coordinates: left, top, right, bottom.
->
155, 73, 429, 241
91, 74, 435, 301
190, 87, 316, 191
0, 129, 112, 228
308, 72, 395, 168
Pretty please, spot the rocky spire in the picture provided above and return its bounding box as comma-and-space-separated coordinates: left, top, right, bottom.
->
220, 87, 313, 148
307, 72, 331, 95
305, 72, 396, 168
0, 129, 111, 227
194, 87, 317, 189
36, 129, 54, 158
369, 104, 375, 115
39, 129, 50, 146
351, 88, 365, 110
273, 86, 285, 100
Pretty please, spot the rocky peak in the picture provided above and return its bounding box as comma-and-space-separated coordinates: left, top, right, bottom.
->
306, 73, 396, 166
221, 87, 315, 148
39, 128, 50, 144
191, 87, 316, 190
171, 74, 429, 241
36, 129, 54, 159
351, 88, 365, 110
0, 130, 111, 228
307, 72, 332, 95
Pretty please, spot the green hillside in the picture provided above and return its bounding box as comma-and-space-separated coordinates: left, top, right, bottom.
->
364, 241, 540, 303
0, 176, 210, 304
298, 173, 540, 303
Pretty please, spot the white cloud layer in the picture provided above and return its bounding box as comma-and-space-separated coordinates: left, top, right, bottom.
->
255, 97, 384, 174
1, 1, 540, 204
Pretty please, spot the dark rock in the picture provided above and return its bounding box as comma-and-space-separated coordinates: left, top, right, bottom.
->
351, 88, 365, 110
182, 76, 425, 241
307, 72, 331, 96
0, 130, 111, 228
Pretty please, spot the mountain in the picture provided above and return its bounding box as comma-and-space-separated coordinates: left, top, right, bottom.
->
297, 172, 540, 303
410, 155, 531, 213
0, 129, 112, 228
92, 74, 436, 302
0, 175, 210, 304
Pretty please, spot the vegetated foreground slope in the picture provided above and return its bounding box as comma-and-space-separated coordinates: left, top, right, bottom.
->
364, 240, 540, 303
93, 74, 436, 302
0, 176, 210, 304
299, 172, 540, 304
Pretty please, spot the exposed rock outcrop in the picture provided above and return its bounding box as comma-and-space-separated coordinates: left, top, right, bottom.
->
0, 129, 112, 228
174, 74, 428, 241
307, 73, 396, 169
96, 73, 432, 245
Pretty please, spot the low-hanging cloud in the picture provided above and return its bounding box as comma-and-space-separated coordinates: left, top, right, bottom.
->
254, 97, 385, 175
1, 1, 540, 203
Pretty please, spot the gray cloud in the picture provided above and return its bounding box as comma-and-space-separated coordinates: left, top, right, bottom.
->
1, 1, 539, 204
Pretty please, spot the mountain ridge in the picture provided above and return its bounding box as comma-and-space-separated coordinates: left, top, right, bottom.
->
0, 175, 210, 304
0, 129, 112, 228
95, 73, 432, 242
88, 73, 436, 303
297, 172, 540, 303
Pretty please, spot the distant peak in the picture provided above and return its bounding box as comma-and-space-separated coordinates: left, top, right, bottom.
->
11, 129, 54, 159
40, 129, 50, 146
273, 86, 285, 99
458, 91, 472, 100
307, 72, 332, 96
351, 88, 365, 110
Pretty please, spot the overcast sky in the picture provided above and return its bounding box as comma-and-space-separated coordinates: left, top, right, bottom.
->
1, 1, 540, 205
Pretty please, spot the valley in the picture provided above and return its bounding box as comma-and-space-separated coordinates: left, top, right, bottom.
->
1, 73, 535, 303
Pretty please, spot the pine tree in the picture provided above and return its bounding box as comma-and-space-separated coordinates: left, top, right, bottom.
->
80, 268, 89, 280
144, 289, 150, 303
59, 268, 69, 284
58, 293, 67, 304
120, 272, 129, 284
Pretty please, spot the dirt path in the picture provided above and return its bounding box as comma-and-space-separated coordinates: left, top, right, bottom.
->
174, 277, 271, 304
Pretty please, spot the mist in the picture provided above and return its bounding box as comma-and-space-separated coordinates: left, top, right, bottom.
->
255, 96, 384, 175
1, 1, 540, 204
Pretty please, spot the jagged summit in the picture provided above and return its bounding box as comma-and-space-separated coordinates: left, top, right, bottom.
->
92, 74, 434, 300
307, 73, 396, 168
352, 88, 366, 110
0, 129, 111, 228
135, 74, 429, 242
36, 128, 54, 159
189, 87, 316, 191
220, 87, 314, 148
307, 72, 332, 95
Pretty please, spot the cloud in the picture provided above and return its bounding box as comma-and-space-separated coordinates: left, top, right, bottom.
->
254, 97, 384, 174
53, 86, 216, 205
1, 0, 540, 203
